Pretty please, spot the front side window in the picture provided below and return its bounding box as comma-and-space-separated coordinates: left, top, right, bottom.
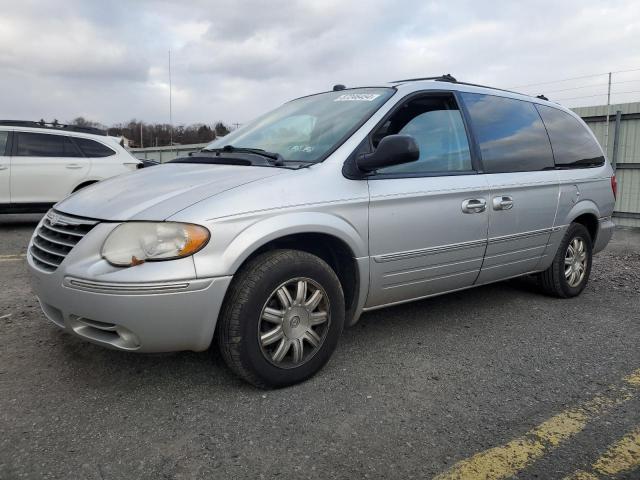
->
0, 131, 8, 155
373, 95, 472, 175
14, 132, 82, 157
206, 88, 395, 162
75, 137, 116, 157
536, 105, 605, 168
460, 93, 554, 173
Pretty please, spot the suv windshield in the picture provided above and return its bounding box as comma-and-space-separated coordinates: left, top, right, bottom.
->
205, 88, 394, 163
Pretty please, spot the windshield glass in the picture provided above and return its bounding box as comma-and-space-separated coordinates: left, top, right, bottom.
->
206, 88, 394, 162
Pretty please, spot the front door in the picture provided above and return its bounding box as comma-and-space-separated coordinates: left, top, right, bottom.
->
366, 93, 490, 308
10, 131, 89, 204
458, 92, 560, 284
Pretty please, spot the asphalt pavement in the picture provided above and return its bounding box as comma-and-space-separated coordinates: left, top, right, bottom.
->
1, 214, 639, 479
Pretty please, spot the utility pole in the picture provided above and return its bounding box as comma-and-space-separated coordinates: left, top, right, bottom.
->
604, 72, 612, 155
611, 110, 622, 172
169, 49, 173, 148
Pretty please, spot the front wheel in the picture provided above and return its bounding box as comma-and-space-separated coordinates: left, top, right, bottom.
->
537, 223, 593, 298
217, 250, 345, 388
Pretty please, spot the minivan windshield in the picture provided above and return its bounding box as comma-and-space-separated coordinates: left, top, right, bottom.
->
205, 88, 394, 163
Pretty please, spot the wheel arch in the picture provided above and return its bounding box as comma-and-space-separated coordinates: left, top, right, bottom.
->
564, 200, 600, 243
71, 179, 100, 193
221, 212, 369, 324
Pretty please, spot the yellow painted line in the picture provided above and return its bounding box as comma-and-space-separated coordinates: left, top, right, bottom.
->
626, 370, 640, 388
433, 369, 640, 480
563, 471, 598, 480
563, 427, 640, 479
592, 426, 640, 476
0, 254, 26, 262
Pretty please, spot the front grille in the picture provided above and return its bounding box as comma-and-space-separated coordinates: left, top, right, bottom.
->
30, 210, 98, 272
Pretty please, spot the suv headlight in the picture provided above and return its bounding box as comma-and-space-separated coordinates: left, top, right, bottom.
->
101, 222, 210, 267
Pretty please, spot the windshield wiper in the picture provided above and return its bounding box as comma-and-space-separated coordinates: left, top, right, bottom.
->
202, 145, 285, 166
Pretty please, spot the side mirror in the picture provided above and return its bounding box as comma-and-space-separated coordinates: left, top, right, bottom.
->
356, 134, 420, 172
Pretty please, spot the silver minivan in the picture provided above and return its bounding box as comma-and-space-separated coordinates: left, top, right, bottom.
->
27, 76, 616, 387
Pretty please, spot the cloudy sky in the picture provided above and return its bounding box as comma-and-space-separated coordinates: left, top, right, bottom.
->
1, 0, 640, 127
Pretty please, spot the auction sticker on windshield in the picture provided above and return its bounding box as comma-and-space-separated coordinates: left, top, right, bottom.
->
334, 93, 381, 102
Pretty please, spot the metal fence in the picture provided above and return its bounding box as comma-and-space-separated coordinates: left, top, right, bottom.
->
129, 143, 208, 163
572, 102, 640, 228
130, 103, 640, 228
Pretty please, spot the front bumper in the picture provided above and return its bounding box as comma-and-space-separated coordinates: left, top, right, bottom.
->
27, 217, 232, 352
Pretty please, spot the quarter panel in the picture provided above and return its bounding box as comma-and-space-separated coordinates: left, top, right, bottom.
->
554, 165, 614, 225
542, 165, 615, 261
532, 165, 614, 270
83, 153, 137, 188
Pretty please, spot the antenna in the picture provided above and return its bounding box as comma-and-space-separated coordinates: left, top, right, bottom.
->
169, 49, 173, 148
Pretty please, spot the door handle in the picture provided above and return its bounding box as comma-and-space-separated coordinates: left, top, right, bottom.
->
492, 196, 514, 210
461, 198, 487, 214
0, 165, 8, 170
66, 164, 83, 169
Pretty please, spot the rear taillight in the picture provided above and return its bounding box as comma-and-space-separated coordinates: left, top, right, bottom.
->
611, 175, 617, 200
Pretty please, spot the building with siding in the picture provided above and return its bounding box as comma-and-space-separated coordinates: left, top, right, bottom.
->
572, 102, 640, 228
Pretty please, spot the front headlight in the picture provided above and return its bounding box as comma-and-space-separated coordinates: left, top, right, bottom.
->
101, 222, 210, 267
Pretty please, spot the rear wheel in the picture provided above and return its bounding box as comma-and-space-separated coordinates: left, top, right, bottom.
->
217, 249, 345, 388
537, 223, 593, 298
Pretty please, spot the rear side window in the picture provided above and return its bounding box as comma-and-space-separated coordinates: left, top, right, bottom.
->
14, 132, 82, 157
536, 105, 605, 168
460, 93, 554, 173
75, 137, 116, 157
0, 131, 8, 155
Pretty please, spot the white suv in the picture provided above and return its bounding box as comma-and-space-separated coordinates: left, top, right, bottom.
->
0, 121, 141, 213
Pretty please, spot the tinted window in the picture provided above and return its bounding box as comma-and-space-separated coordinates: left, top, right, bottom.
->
15, 132, 82, 157
75, 137, 116, 157
536, 105, 605, 168
461, 93, 554, 173
374, 96, 472, 175
0, 131, 8, 156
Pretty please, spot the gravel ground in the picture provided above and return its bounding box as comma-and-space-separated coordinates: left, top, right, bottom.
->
0, 215, 639, 479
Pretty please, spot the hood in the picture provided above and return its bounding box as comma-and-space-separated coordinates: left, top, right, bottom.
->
55, 163, 285, 221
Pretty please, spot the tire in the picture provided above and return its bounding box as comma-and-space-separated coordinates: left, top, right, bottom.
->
217, 249, 345, 388
537, 223, 593, 298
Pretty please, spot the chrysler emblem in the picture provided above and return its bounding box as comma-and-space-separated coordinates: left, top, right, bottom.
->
47, 212, 65, 227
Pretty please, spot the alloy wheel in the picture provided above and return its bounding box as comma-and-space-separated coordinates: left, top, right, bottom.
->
258, 278, 330, 368
564, 237, 588, 287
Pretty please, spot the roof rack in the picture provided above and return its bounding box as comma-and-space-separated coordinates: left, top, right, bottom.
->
390, 74, 528, 97
391, 74, 458, 83
0, 120, 107, 136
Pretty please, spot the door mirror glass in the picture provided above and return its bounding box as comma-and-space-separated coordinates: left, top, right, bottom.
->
356, 134, 419, 172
